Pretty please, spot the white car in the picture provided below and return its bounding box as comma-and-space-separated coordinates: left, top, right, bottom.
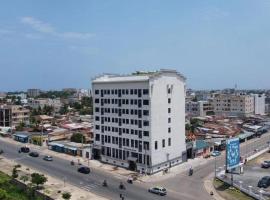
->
148, 186, 167, 196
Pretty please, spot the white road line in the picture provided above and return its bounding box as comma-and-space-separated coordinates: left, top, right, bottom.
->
81, 183, 100, 191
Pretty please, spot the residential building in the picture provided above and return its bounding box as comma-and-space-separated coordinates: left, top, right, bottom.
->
0, 105, 12, 127
92, 69, 186, 174
185, 101, 199, 117
0, 105, 29, 127
11, 105, 30, 127
27, 89, 41, 98
213, 93, 254, 117
253, 94, 265, 115
185, 100, 214, 117
28, 98, 62, 112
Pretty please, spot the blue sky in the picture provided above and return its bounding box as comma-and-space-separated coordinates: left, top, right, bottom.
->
0, 0, 270, 91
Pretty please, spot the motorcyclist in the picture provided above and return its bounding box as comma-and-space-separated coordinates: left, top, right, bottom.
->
189, 166, 193, 176
102, 180, 107, 187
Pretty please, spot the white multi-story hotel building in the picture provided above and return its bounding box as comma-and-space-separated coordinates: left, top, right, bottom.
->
92, 70, 186, 174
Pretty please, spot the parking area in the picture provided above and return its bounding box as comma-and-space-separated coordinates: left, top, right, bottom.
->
234, 151, 270, 192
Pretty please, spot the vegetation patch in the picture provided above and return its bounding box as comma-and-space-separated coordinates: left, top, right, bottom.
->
213, 178, 255, 200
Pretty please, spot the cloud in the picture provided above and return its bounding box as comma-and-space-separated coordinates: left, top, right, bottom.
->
20, 16, 94, 39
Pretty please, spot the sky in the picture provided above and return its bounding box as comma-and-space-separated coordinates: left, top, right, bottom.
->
0, 0, 270, 91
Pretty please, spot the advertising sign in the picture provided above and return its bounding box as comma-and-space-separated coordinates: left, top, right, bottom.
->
226, 138, 240, 170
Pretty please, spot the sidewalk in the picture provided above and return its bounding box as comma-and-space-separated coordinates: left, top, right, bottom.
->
139, 156, 214, 183
204, 173, 226, 200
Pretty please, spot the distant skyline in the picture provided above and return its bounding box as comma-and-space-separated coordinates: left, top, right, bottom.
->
1, 0, 270, 91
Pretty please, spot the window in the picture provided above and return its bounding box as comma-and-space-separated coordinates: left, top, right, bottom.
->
168, 118, 171, 123
143, 110, 149, 116
95, 125, 100, 130
162, 139, 165, 148
168, 87, 171, 94
95, 107, 100, 112
168, 127, 171, 133
130, 89, 134, 95
95, 90, 99, 95
155, 141, 158, 150
168, 138, 171, 146
143, 100, 149, 105
95, 116, 100, 121
134, 89, 137, 95
143, 89, 149, 95
95, 98, 100, 103
95, 134, 100, 141
168, 108, 171, 113
143, 131, 149, 137
143, 120, 149, 126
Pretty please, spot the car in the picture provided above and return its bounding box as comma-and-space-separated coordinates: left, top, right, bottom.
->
29, 152, 39, 157
20, 147, 30, 153
148, 186, 167, 196
78, 167, 90, 174
261, 161, 270, 168
43, 155, 53, 161
211, 151, 221, 157
258, 176, 270, 188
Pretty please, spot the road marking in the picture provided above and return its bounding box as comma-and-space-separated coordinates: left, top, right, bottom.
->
81, 183, 100, 191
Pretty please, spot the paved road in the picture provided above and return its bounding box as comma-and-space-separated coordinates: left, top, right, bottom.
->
0, 140, 180, 200
156, 133, 270, 200
1, 133, 269, 200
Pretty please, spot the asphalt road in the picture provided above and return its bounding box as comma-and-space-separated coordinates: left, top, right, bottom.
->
156, 132, 270, 200
1, 133, 270, 200
0, 140, 180, 200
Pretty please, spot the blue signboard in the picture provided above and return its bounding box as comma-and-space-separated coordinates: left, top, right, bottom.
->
226, 138, 240, 170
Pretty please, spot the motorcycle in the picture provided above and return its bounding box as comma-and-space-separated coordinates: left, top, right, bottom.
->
127, 177, 133, 184
102, 180, 107, 187
189, 168, 193, 176
119, 182, 125, 190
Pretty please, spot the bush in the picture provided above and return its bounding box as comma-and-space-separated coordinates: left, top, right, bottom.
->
62, 192, 71, 200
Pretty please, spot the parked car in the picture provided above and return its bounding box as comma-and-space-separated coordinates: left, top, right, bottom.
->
43, 155, 53, 161
258, 176, 270, 188
78, 167, 90, 174
29, 152, 39, 157
261, 161, 270, 168
20, 147, 30, 153
211, 151, 221, 157
148, 186, 167, 196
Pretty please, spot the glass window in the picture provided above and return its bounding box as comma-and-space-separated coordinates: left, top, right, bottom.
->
143, 100, 149, 105
168, 138, 171, 146
155, 141, 158, 150
95, 90, 99, 95
168, 98, 171, 104
143, 89, 149, 95
162, 139, 165, 148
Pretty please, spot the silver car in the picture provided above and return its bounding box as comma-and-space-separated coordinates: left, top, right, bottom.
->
148, 186, 167, 196
43, 155, 53, 161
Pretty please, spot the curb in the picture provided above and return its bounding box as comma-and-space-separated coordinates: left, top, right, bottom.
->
204, 173, 226, 200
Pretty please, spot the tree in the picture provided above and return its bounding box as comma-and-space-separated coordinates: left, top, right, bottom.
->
31, 173, 47, 189
62, 192, 71, 200
70, 133, 85, 143
81, 96, 92, 107
0, 189, 8, 200
59, 105, 68, 115
20, 175, 29, 183
12, 167, 18, 178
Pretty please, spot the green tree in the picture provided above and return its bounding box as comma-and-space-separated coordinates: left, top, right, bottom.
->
12, 167, 18, 178
31, 173, 47, 189
62, 192, 71, 200
20, 175, 29, 183
0, 188, 8, 200
81, 97, 92, 107
59, 105, 68, 115
70, 133, 85, 143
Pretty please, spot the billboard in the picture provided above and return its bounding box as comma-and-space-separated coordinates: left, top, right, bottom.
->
226, 138, 240, 170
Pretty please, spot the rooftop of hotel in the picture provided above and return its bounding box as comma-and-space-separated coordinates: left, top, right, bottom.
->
92, 69, 186, 83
